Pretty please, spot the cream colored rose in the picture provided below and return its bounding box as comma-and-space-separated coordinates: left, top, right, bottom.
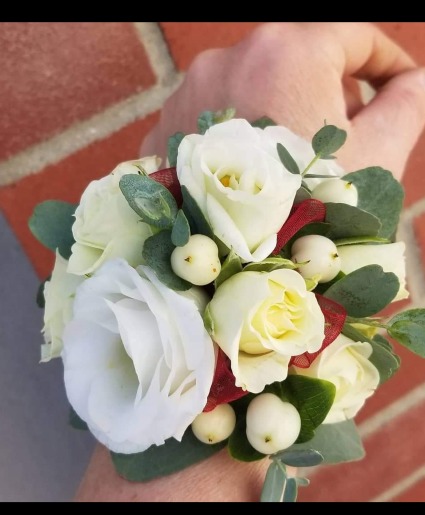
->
41, 251, 84, 362
177, 119, 302, 262
67, 157, 160, 276
208, 269, 325, 393
295, 334, 380, 423
338, 242, 408, 302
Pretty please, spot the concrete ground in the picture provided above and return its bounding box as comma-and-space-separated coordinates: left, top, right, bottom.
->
1, 22, 425, 501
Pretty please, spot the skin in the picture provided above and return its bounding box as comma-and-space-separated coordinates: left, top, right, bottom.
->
75, 23, 425, 502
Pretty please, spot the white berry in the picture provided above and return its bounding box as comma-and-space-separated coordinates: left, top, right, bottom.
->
291, 234, 341, 283
311, 179, 358, 207
246, 393, 301, 454
171, 234, 221, 286
192, 403, 236, 444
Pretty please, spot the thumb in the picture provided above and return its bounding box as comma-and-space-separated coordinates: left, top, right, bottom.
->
351, 67, 425, 180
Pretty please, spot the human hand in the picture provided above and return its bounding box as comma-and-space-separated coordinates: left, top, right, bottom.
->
141, 22, 425, 181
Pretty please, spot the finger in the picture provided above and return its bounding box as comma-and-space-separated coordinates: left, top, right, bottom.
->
303, 22, 416, 88
351, 67, 425, 180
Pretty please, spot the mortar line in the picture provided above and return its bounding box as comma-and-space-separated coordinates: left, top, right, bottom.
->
0, 79, 183, 187
370, 463, 425, 502
399, 212, 425, 301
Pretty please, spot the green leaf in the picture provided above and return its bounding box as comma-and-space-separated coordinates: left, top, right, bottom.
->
325, 203, 381, 240
277, 143, 300, 175
69, 407, 88, 431
313, 270, 346, 295
227, 416, 265, 462
119, 174, 178, 229
334, 236, 390, 247
312, 125, 347, 156
295, 477, 310, 487
181, 185, 214, 238
294, 186, 312, 203
283, 478, 298, 502
324, 265, 399, 317
342, 324, 400, 384
29, 200, 77, 259
266, 376, 336, 443
243, 257, 297, 273
203, 303, 215, 334
260, 461, 287, 502
214, 249, 242, 289
112, 429, 226, 482
343, 167, 404, 240
142, 230, 191, 291
171, 209, 190, 247
36, 276, 50, 308
198, 108, 236, 135
251, 116, 277, 129
167, 132, 185, 167
388, 309, 425, 358
288, 419, 365, 464
273, 448, 324, 467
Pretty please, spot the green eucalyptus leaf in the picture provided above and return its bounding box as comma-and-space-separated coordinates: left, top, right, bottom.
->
277, 143, 300, 175
287, 419, 365, 464
171, 210, 190, 247
203, 303, 214, 334
312, 125, 347, 156
294, 186, 312, 203
214, 249, 242, 289
167, 132, 185, 167
325, 203, 381, 240
296, 477, 310, 487
142, 230, 191, 291
388, 309, 425, 358
273, 448, 324, 467
69, 407, 88, 431
119, 174, 178, 229
198, 108, 235, 135
112, 429, 226, 482
283, 477, 298, 502
29, 200, 77, 259
244, 257, 297, 273
313, 270, 346, 295
343, 167, 404, 240
251, 116, 277, 129
266, 376, 336, 443
334, 236, 390, 246
324, 265, 399, 317
260, 461, 287, 502
181, 186, 214, 239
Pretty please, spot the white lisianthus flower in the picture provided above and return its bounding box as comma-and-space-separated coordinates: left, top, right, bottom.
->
208, 269, 325, 393
62, 259, 215, 454
177, 119, 302, 262
294, 333, 380, 424
41, 251, 84, 362
264, 125, 344, 188
68, 157, 161, 276
338, 242, 408, 301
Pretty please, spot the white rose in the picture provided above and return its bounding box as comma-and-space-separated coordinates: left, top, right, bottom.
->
62, 258, 215, 454
41, 251, 84, 362
338, 242, 408, 302
208, 269, 325, 394
177, 119, 302, 262
264, 125, 344, 189
68, 157, 161, 276
295, 333, 380, 424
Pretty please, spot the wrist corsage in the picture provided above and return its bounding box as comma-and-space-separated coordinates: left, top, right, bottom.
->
30, 109, 425, 502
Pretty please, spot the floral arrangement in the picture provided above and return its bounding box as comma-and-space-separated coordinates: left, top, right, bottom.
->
30, 110, 425, 502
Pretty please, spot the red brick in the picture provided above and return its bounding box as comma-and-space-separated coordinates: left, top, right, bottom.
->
0, 112, 158, 279
393, 475, 425, 501
413, 212, 425, 269
161, 22, 262, 70
0, 23, 155, 161
298, 397, 425, 501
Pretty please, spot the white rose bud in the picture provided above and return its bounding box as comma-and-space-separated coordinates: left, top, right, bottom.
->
246, 393, 301, 454
291, 234, 341, 283
192, 403, 236, 444
171, 234, 221, 286
311, 179, 358, 206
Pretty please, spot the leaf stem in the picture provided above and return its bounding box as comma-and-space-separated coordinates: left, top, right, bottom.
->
302, 153, 321, 177
345, 316, 389, 329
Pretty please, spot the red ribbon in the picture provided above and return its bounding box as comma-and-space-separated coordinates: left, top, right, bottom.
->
150, 167, 182, 205
272, 198, 326, 255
